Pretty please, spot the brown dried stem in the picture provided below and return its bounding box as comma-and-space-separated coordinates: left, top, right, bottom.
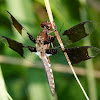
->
44, 0, 90, 100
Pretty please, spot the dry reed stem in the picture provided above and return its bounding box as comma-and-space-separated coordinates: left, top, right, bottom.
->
44, 0, 90, 100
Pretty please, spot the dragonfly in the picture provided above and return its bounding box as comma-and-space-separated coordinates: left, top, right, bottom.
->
0, 11, 99, 96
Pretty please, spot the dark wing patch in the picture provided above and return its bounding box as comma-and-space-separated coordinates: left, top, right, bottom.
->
64, 46, 100, 64
27, 33, 36, 43
64, 46, 91, 64
0, 36, 38, 63
6, 11, 23, 34
26, 46, 37, 52
1, 36, 24, 57
62, 21, 97, 45
6, 10, 36, 44
46, 49, 57, 55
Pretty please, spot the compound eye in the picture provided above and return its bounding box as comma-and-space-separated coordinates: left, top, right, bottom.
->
41, 25, 45, 28
41, 21, 52, 30
48, 27, 51, 30
46, 25, 52, 30
46, 26, 50, 30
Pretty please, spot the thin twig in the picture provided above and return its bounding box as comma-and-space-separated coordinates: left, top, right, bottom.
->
44, 0, 90, 100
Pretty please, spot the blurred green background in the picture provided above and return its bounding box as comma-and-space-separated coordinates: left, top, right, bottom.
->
0, 0, 100, 100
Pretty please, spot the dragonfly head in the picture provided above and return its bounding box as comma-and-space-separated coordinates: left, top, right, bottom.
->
41, 21, 52, 30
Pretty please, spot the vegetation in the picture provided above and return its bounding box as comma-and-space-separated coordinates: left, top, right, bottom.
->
0, 0, 100, 100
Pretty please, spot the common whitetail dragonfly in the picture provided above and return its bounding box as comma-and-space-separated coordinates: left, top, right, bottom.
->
0, 11, 99, 96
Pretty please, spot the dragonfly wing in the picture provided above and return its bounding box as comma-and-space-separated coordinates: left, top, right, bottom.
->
62, 21, 97, 46
64, 46, 100, 64
6, 11, 36, 46
0, 36, 37, 62
46, 46, 100, 65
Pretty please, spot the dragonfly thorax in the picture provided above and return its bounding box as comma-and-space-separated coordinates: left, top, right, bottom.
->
36, 31, 50, 54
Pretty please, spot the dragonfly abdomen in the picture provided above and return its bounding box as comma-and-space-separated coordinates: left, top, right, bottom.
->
41, 55, 55, 96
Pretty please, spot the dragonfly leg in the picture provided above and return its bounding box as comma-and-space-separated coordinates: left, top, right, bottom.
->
51, 42, 54, 48
44, 36, 56, 45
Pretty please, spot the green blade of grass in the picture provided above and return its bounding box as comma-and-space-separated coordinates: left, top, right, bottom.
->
0, 66, 13, 100
79, 0, 98, 100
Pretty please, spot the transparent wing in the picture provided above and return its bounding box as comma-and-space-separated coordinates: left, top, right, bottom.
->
62, 21, 97, 46
0, 36, 38, 63
6, 10, 36, 46
46, 46, 100, 65
64, 46, 100, 64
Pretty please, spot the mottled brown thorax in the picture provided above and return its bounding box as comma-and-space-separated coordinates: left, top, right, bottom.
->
36, 30, 50, 53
